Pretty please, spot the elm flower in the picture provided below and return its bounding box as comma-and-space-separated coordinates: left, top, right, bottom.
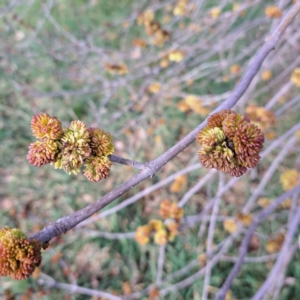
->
166, 221, 179, 242
245, 104, 276, 132
149, 219, 164, 232
290, 68, 300, 87
159, 200, 172, 220
88, 128, 114, 157
265, 6, 282, 19
0, 228, 42, 280
197, 110, 264, 177
31, 113, 62, 140
135, 225, 151, 246
159, 200, 184, 221
27, 114, 115, 182
83, 156, 112, 182
27, 140, 59, 166
169, 204, 184, 221
61, 121, 91, 174
154, 229, 168, 245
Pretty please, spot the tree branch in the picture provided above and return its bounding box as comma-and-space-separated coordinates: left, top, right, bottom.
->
108, 154, 147, 170
38, 273, 122, 300
29, 2, 300, 243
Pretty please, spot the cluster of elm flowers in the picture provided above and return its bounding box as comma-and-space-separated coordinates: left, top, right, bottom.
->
0, 227, 44, 280
135, 200, 184, 246
27, 113, 114, 182
197, 109, 264, 177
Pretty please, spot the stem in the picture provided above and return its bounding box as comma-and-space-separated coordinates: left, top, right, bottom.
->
108, 154, 146, 170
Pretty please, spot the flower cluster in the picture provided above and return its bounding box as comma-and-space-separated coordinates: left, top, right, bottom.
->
197, 110, 264, 177
27, 114, 62, 167
0, 228, 42, 280
159, 199, 184, 221
104, 63, 128, 75
27, 113, 114, 182
280, 169, 299, 191
245, 104, 276, 133
135, 200, 184, 246
177, 95, 211, 115
265, 6, 282, 19
291, 68, 300, 87
137, 9, 170, 47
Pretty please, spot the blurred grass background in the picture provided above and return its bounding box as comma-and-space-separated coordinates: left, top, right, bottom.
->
1, 0, 300, 299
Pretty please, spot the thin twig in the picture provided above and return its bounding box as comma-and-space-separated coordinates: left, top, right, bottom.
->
76, 229, 135, 240
178, 170, 217, 207
159, 236, 235, 297
76, 163, 201, 228
243, 136, 297, 213
202, 173, 224, 300
108, 155, 147, 170
156, 245, 166, 286
38, 273, 122, 300
215, 185, 300, 300
252, 212, 300, 300
220, 254, 278, 263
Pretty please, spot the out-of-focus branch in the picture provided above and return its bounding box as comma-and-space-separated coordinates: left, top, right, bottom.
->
251, 208, 300, 300
243, 136, 298, 212
29, 3, 300, 244
178, 170, 217, 207
76, 163, 201, 228
38, 273, 122, 300
215, 184, 300, 300
156, 245, 166, 286
202, 174, 224, 300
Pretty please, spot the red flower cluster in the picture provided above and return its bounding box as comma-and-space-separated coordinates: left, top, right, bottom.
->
0, 228, 42, 280
27, 113, 114, 182
197, 110, 264, 177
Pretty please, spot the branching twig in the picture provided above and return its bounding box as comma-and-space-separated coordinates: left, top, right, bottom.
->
251, 208, 300, 300
215, 185, 300, 300
202, 173, 224, 300
76, 163, 201, 228
29, 2, 300, 244
75, 229, 135, 240
108, 155, 147, 170
38, 273, 122, 300
178, 170, 217, 207
156, 245, 166, 286
243, 136, 297, 213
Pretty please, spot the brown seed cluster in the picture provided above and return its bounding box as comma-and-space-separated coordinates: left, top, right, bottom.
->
197, 110, 264, 177
0, 228, 42, 280
27, 113, 114, 182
